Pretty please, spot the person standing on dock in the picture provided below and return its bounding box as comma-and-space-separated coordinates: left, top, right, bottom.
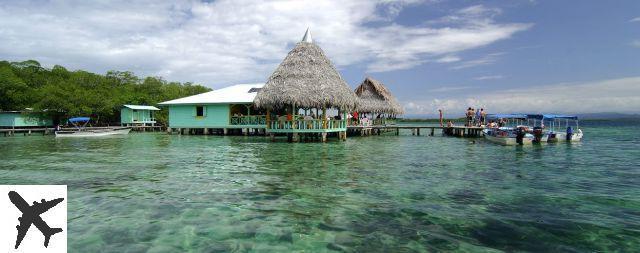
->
466, 107, 474, 126
475, 108, 481, 126
439, 109, 443, 127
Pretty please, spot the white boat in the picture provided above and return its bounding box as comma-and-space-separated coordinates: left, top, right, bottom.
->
54, 117, 131, 137
527, 114, 583, 142
483, 127, 534, 145
548, 129, 583, 142
55, 127, 131, 137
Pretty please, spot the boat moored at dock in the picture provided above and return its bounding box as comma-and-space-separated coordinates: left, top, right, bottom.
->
484, 114, 534, 145
55, 117, 131, 137
526, 114, 583, 142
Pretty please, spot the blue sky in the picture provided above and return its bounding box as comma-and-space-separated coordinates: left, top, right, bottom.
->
0, 0, 639, 116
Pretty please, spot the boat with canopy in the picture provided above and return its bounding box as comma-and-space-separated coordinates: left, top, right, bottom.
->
55, 117, 131, 137
483, 114, 534, 145
526, 114, 583, 142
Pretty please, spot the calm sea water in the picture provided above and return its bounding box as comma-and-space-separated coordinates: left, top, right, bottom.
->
1, 119, 639, 252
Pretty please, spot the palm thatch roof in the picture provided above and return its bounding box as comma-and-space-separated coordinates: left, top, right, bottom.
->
253, 29, 357, 110
355, 77, 404, 114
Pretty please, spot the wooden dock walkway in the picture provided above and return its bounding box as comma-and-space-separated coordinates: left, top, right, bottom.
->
1, 126, 164, 137
347, 125, 485, 137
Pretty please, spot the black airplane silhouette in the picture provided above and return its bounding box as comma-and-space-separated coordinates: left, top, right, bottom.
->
8, 191, 64, 249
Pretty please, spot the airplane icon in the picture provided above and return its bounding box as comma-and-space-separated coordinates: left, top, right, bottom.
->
8, 191, 64, 249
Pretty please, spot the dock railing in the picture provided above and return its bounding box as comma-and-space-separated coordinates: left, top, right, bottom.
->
349, 118, 396, 127
269, 119, 346, 131
230, 115, 267, 126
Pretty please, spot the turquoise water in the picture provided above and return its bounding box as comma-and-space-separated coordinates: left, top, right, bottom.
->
1, 120, 639, 252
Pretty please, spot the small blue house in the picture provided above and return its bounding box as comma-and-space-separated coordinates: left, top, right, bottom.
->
120, 105, 160, 126
158, 83, 265, 134
0, 111, 53, 128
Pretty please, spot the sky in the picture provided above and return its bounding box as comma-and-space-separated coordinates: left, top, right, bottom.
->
1, 0, 639, 117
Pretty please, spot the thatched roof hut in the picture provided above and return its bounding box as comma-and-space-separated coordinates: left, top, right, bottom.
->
355, 77, 404, 114
254, 29, 357, 110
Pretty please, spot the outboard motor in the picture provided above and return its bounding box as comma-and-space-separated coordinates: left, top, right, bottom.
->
566, 126, 573, 141
533, 127, 543, 143
516, 128, 525, 145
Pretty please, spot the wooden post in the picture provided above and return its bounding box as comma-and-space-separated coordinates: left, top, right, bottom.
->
223, 128, 228, 135
291, 103, 296, 129
266, 109, 271, 129
430, 128, 435, 136
417, 128, 420, 136
321, 132, 327, 142
322, 106, 327, 129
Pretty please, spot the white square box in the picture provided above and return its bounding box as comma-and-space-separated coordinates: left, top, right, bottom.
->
0, 185, 67, 253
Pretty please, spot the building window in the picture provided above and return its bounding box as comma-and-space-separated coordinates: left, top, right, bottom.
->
196, 106, 204, 117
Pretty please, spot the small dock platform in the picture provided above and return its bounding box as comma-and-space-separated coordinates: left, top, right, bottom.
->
347, 125, 484, 138
1, 126, 164, 137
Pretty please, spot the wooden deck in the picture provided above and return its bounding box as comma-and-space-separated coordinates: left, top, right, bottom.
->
347, 125, 485, 137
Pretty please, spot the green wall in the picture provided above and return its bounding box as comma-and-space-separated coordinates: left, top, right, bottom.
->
121, 108, 156, 124
167, 104, 231, 128
0, 112, 53, 127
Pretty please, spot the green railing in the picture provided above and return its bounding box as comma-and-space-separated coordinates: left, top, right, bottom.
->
269, 119, 346, 131
348, 118, 396, 126
373, 118, 396, 125
230, 115, 267, 125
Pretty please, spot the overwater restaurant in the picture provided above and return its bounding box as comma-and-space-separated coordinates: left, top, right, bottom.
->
158, 29, 402, 141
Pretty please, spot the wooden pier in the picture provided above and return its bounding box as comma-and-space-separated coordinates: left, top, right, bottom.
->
1, 125, 164, 137
1, 124, 483, 139
347, 125, 484, 138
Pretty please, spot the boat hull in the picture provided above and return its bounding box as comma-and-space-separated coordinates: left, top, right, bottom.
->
484, 134, 533, 145
547, 130, 583, 142
55, 128, 131, 137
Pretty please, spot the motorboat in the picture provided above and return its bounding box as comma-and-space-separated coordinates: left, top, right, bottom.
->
483, 126, 534, 145
526, 114, 583, 142
483, 114, 534, 145
55, 117, 131, 137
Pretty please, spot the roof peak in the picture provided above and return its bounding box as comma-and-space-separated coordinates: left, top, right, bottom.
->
301, 27, 313, 43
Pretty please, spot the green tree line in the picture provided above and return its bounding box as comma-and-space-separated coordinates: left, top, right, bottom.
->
0, 60, 211, 125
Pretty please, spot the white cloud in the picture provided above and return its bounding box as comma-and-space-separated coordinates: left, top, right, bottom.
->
429, 85, 472, 92
436, 55, 461, 63
451, 52, 504, 70
0, 1, 530, 87
631, 40, 640, 48
404, 77, 640, 115
474, 75, 503, 80
630, 17, 640, 22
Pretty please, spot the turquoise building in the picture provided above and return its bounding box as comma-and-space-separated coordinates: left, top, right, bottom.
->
120, 105, 160, 126
159, 84, 265, 134
0, 111, 53, 128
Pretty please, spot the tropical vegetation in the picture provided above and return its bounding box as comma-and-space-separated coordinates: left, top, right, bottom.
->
0, 60, 210, 125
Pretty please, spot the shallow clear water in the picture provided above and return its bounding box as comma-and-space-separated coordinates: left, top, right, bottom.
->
1, 120, 639, 252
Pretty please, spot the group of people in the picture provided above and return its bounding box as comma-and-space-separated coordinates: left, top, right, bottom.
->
465, 107, 487, 127
485, 118, 506, 128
